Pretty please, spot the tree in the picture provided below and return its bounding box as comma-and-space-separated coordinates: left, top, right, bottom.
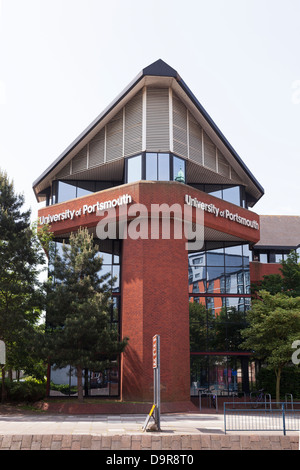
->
45, 227, 128, 402
251, 250, 300, 297
240, 291, 300, 402
281, 251, 300, 297
0, 170, 46, 400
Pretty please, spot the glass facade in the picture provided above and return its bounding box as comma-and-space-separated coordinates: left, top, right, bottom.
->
50, 180, 123, 205
48, 239, 121, 398
189, 242, 252, 396
125, 153, 186, 185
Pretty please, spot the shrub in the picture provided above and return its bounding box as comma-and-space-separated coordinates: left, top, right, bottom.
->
1, 379, 46, 402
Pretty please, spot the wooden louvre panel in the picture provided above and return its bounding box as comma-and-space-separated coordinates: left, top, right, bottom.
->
124, 90, 143, 157
173, 93, 188, 157
89, 128, 105, 168
230, 167, 242, 183
189, 113, 203, 165
56, 162, 71, 179
203, 131, 216, 171
146, 88, 169, 151
72, 146, 88, 174
106, 110, 123, 162
217, 149, 230, 178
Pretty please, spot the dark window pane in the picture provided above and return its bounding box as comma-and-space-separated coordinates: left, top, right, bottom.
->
77, 181, 94, 198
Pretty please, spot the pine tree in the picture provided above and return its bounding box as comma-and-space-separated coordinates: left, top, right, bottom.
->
0, 169, 46, 399
45, 227, 128, 402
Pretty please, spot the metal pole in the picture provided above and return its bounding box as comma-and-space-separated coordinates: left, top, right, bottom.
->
282, 403, 286, 436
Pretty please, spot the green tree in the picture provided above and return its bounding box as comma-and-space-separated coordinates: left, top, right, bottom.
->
45, 227, 128, 402
251, 250, 300, 297
214, 306, 247, 352
0, 170, 46, 399
281, 250, 300, 297
189, 301, 210, 352
240, 291, 300, 402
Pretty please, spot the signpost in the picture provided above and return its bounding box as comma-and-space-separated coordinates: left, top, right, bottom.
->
0, 341, 5, 366
142, 334, 161, 432
153, 334, 161, 431
0, 341, 6, 403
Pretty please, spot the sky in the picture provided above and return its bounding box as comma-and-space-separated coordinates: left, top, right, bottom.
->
0, 0, 299, 221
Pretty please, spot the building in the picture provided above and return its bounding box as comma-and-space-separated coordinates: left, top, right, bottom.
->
32, 60, 298, 403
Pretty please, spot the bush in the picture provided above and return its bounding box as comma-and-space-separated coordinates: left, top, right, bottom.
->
1, 379, 46, 402
50, 382, 77, 395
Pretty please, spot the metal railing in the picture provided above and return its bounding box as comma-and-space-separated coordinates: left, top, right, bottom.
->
224, 402, 300, 435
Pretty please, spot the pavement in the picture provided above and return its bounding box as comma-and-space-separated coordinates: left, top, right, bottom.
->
0, 405, 298, 450
0, 409, 225, 436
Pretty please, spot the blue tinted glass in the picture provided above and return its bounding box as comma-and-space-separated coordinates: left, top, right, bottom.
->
58, 182, 76, 203
158, 154, 170, 180
173, 156, 185, 183
206, 248, 224, 266
224, 245, 243, 267
206, 266, 225, 294
146, 153, 158, 180
223, 186, 241, 205
127, 155, 142, 183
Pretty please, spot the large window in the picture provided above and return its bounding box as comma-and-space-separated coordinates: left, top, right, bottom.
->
48, 239, 121, 397
190, 183, 246, 208
189, 243, 251, 295
189, 242, 252, 396
51, 180, 123, 205
126, 153, 186, 184
190, 355, 254, 396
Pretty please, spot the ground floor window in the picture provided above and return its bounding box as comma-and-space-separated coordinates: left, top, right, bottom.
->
47, 239, 121, 398
190, 355, 254, 397
49, 361, 120, 397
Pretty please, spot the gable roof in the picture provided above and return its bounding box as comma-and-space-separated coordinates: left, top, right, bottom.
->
33, 59, 264, 203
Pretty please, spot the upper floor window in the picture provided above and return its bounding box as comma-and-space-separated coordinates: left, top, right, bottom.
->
125, 153, 186, 184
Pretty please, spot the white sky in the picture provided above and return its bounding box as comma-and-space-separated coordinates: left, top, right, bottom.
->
0, 0, 299, 220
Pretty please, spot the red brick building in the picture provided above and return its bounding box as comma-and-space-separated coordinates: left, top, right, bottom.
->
33, 60, 299, 403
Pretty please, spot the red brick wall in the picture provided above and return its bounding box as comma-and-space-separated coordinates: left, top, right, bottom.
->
120, 222, 190, 402
250, 262, 282, 284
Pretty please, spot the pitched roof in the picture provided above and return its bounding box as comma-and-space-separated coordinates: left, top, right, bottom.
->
32, 59, 264, 202
255, 215, 300, 249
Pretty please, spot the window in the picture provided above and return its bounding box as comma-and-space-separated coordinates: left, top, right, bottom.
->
223, 186, 241, 205
57, 181, 77, 203
127, 154, 142, 183
126, 153, 185, 184
158, 153, 170, 180
188, 243, 251, 295
173, 156, 185, 183
146, 153, 158, 180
